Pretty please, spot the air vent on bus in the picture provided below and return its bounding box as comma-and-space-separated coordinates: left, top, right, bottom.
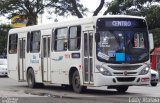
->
113, 72, 137, 75
108, 65, 142, 70
116, 77, 136, 82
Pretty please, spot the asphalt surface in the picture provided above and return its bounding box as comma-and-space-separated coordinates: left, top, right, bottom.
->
0, 77, 160, 103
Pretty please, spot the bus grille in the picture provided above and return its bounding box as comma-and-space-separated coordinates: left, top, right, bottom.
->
116, 77, 136, 82
113, 72, 137, 75
108, 65, 142, 70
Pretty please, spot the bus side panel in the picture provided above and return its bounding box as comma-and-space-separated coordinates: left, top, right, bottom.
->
66, 51, 83, 85
25, 30, 42, 83
50, 51, 82, 85
8, 54, 19, 81
51, 52, 68, 84
25, 53, 42, 83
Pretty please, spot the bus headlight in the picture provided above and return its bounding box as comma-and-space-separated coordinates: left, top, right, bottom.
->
96, 65, 112, 76
139, 66, 150, 75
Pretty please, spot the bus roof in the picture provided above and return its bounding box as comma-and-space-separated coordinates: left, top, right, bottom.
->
9, 15, 145, 34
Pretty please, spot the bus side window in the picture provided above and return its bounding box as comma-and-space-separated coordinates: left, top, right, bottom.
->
30, 31, 41, 53
51, 29, 54, 51
68, 26, 81, 51
54, 28, 68, 51
27, 32, 30, 53
9, 34, 18, 54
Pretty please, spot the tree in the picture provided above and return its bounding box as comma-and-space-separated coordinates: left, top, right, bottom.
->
49, 0, 105, 18
103, 0, 139, 15
93, 0, 105, 16
0, 24, 12, 56
147, 6, 160, 47
0, 0, 108, 26
150, 28, 160, 47
104, 0, 156, 15
0, 0, 47, 26
146, 5, 160, 29
49, 0, 87, 18
0, 0, 89, 25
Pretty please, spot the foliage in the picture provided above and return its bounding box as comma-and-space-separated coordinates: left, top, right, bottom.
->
0, 0, 89, 25
0, 24, 12, 56
48, 0, 105, 18
49, 0, 88, 18
0, 0, 108, 25
104, 0, 132, 15
105, 0, 160, 29
104, 0, 158, 15
150, 28, 160, 47
0, 0, 50, 26
146, 5, 160, 30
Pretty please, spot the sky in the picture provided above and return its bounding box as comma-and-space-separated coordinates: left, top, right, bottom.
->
0, 0, 111, 25
40, 0, 107, 24
0, 15, 10, 24
81, 0, 102, 13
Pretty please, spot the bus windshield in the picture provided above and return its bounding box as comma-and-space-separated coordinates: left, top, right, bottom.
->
96, 18, 149, 64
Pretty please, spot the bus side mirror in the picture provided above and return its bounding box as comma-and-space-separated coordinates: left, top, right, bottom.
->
95, 33, 100, 42
149, 33, 154, 51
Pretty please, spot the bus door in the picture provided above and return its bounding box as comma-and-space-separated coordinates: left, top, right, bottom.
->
83, 31, 94, 84
18, 38, 26, 81
42, 36, 51, 82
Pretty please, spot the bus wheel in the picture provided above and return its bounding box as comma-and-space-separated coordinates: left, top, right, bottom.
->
116, 86, 129, 93
27, 69, 37, 88
72, 70, 86, 93
151, 83, 157, 86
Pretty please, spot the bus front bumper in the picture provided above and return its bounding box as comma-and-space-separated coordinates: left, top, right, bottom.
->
94, 73, 150, 86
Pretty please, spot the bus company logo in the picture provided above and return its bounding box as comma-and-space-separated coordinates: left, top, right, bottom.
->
65, 54, 70, 59
32, 55, 36, 59
124, 71, 128, 76
103, 37, 109, 45
30, 55, 39, 63
52, 56, 63, 61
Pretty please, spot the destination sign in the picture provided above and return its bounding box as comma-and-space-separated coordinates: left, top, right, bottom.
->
111, 21, 132, 27
96, 18, 147, 30
105, 20, 139, 28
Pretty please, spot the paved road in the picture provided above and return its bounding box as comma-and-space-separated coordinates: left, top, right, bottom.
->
0, 77, 160, 103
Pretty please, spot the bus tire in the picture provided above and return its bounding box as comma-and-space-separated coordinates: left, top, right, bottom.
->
72, 70, 86, 93
27, 69, 37, 88
116, 86, 129, 93
151, 83, 157, 86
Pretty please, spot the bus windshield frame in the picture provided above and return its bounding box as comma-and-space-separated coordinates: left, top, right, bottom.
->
96, 18, 149, 64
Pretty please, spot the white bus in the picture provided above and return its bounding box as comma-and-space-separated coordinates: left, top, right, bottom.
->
7, 15, 152, 93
